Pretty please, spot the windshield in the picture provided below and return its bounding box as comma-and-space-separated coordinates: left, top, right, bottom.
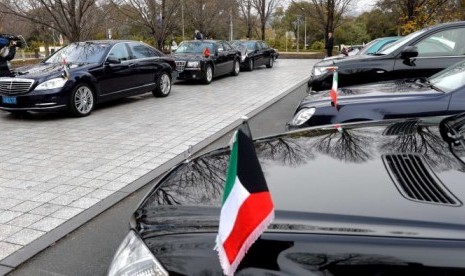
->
357, 39, 379, 55
176, 41, 214, 54
429, 60, 465, 93
379, 29, 427, 55
242, 41, 257, 51
45, 42, 109, 64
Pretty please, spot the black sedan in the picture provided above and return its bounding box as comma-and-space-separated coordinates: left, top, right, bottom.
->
231, 40, 276, 71
289, 59, 465, 129
172, 40, 240, 84
0, 40, 176, 117
107, 114, 465, 275
309, 21, 465, 91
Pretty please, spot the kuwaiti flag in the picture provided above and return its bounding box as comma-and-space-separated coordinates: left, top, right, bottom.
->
215, 125, 274, 276
330, 71, 338, 110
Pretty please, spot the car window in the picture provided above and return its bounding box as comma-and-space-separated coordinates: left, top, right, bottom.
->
222, 42, 232, 51
129, 43, 160, 59
217, 42, 224, 52
108, 43, 130, 61
430, 60, 465, 92
176, 41, 215, 54
45, 42, 108, 64
260, 41, 269, 49
379, 28, 427, 55
243, 41, 257, 51
415, 28, 465, 57
256, 42, 262, 50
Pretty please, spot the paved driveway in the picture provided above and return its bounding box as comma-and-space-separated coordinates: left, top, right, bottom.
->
0, 59, 316, 273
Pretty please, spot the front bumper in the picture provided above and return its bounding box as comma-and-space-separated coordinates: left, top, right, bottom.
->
176, 68, 205, 81
0, 88, 69, 112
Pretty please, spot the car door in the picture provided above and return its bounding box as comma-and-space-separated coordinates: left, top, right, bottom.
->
254, 42, 265, 66
99, 42, 138, 97
259, 41, 272, 64
127, 42, 162, 93
214, 41, 228, 76
222, 41, 236, 72
392, 27, 465, 80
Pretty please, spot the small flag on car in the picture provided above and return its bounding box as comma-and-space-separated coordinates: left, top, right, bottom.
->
203, 47, 211, 58
215, 122, 275, 276
330, 71, 338, 110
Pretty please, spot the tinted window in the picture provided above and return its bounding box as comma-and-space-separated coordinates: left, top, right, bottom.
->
242, 41, 257, 51
416, 28, 465, 57
259, 41, 269, 49
108, 43, 130, 61
129, 43, 160, 59
45, 42, 108, 64
217, 42, 224, 52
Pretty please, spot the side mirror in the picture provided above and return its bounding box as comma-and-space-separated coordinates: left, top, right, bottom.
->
106, 56, 121, 65
400, 46, 418, 59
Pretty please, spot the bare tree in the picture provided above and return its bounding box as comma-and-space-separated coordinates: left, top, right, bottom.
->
111, 0, 180, 50
252, 0, 281, 40
0, 0, 106, 42
292, 0, 353, 46
237, 0, 255, 39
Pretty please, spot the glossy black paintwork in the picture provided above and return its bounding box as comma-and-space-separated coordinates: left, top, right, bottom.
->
132, 117, 465, 275
291, 78, 465, 128
231, 40, 277, 70
309, 21, 465, 91
0, 40, 175, 112
172, 40, 240, 82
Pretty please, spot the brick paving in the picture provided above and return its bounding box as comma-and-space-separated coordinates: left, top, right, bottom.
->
0, 59, 316, 271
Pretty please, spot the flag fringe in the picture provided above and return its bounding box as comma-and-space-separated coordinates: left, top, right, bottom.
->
215, 210, 275, 276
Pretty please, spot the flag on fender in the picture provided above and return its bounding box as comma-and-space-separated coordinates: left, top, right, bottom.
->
330, 71, 338, 110
215, 126, 274, 276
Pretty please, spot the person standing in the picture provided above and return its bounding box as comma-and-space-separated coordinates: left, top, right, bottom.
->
194, 30, 203, 40
0, 40, 17, 77
325, 32, 334, 57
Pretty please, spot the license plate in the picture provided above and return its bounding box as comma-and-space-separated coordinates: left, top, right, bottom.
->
2, 96, 16, 104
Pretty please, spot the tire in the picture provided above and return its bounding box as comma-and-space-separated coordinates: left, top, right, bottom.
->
69, 84, 95, 117
231, 59, 240, 76
266, 57, 274, 68
246, 58, 254, 71
203, 64, 213, 84
152, 72, 171, 97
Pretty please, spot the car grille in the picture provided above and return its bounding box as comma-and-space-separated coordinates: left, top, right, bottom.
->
383, 153, 461, 206
176, 61, 186, 72
383, 120, 418, 136
0, 78, 35, 95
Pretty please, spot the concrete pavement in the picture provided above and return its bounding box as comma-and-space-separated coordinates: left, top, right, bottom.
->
0, 59, 316, 274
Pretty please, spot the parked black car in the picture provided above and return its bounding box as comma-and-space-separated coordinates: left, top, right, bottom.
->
172, 40, 240, 84
309, 21, 465, 91
108, 114, 465, 275
289, 59, 465, 129
231, 40, 276, 71
0, 40, 175, 117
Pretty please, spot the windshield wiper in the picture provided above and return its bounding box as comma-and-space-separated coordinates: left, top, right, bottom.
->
422, 79, 445, 93
439, 113, 465, 164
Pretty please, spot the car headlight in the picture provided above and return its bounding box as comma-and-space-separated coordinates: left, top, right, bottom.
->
186, 61, 200, 68
291, 107, 316, 126
35, 78, 67, 90
107, 230, 168, 276
313, 66, 338, 77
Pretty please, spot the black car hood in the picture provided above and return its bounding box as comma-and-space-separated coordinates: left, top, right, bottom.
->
316, 54, 377, 67
302, 80, 439, 108
13, 62, 96, 80
136, 118, 465, 275
137, 118, 465, 238
172, 53, 206, 61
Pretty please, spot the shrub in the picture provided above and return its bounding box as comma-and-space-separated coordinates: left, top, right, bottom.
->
311, 40, 325, 50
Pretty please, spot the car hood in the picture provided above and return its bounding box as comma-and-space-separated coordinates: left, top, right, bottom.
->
137, 118, 465, 239
316, 53, 378, 67
135, 118, 465, 274
172, 53, 206, 61
301, 80, 438, 108
13, 62, 96, 80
